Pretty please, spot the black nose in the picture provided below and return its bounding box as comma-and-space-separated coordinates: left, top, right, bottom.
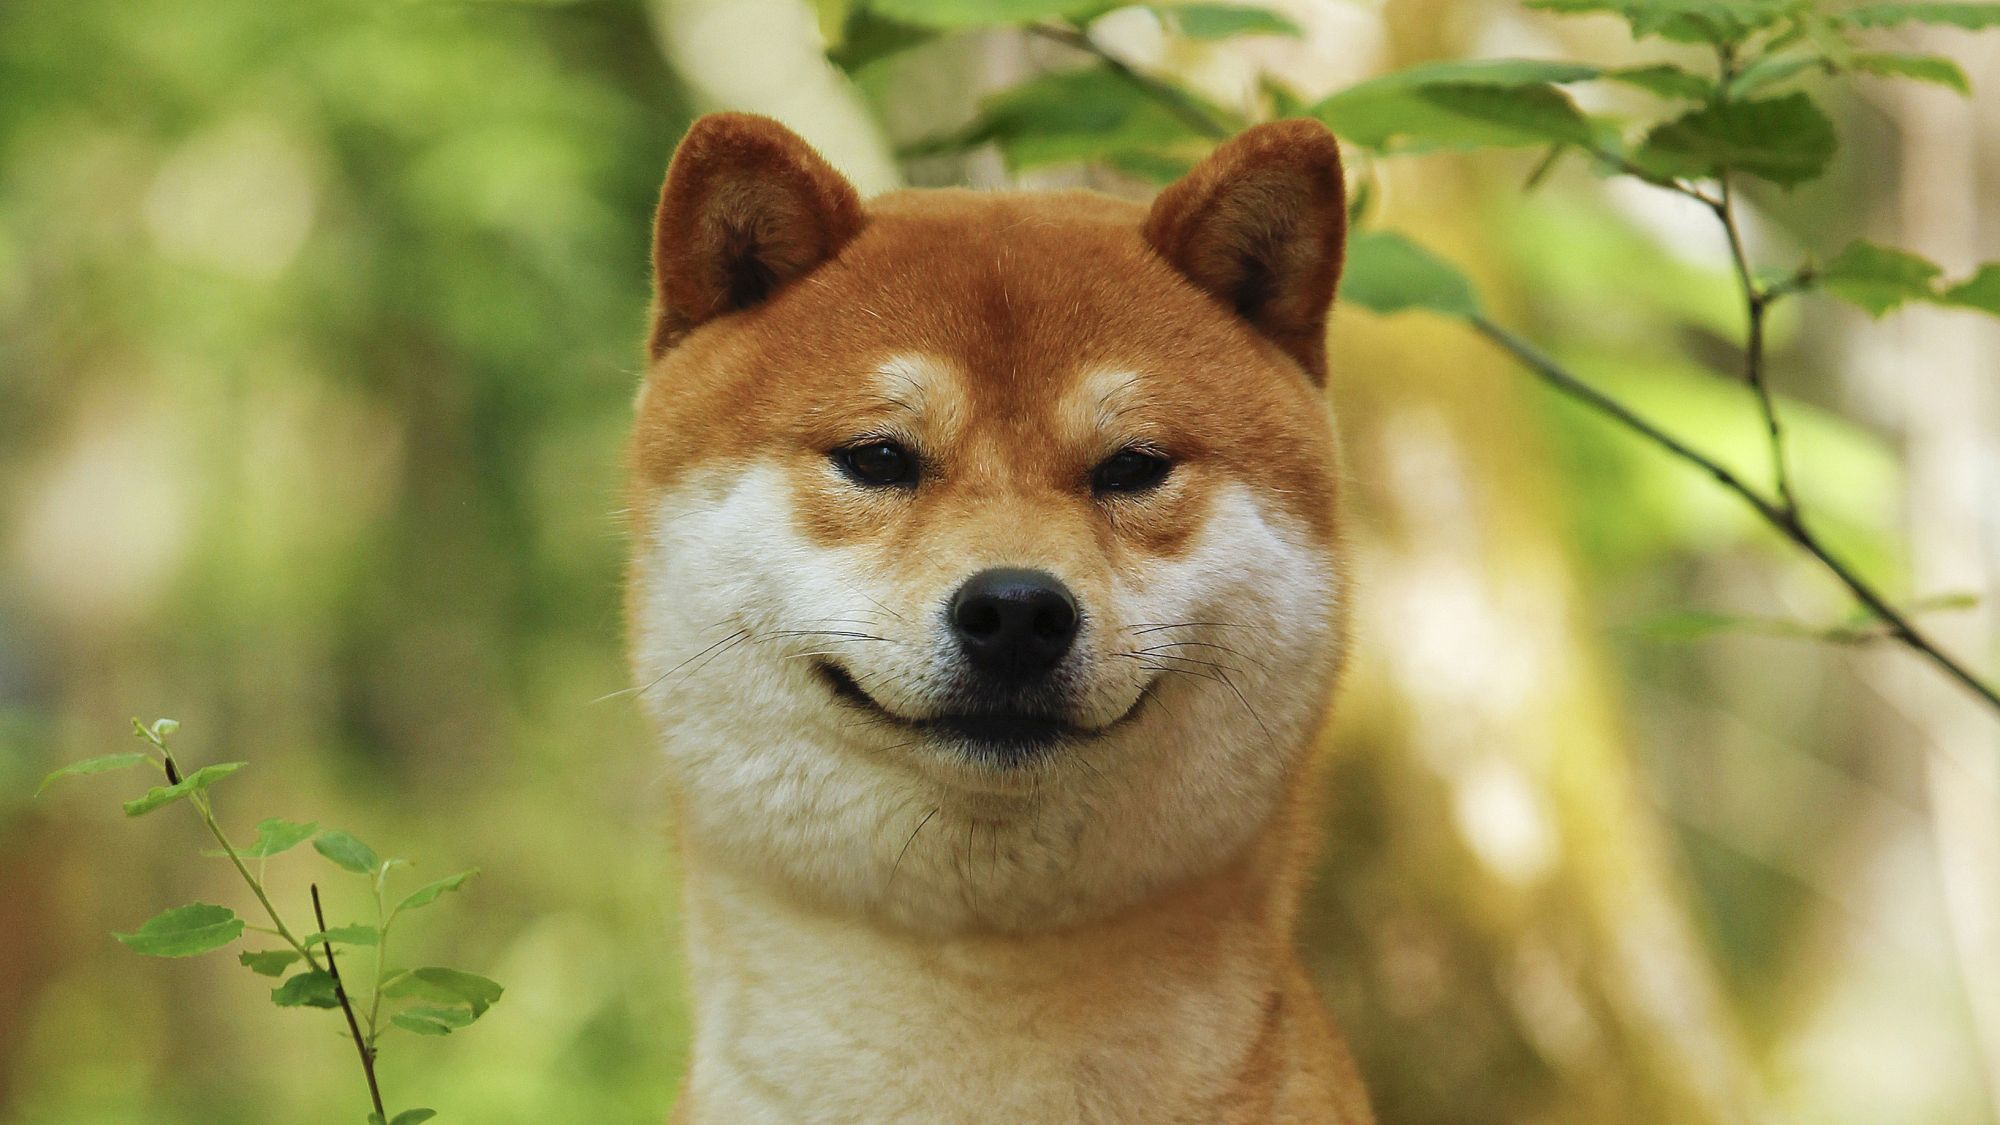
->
949, 568, 1080, 681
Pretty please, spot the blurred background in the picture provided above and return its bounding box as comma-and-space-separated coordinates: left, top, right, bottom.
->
3, 0, 1998, 1122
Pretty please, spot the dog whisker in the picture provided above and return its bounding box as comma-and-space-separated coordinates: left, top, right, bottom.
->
887, 806, 939, 894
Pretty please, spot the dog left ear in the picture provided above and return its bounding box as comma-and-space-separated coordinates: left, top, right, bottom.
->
1143, 120, 1348, 383
649, 113, 865, 358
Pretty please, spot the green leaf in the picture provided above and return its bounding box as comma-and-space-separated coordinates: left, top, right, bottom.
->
115, 903, 245, 957
382, 967, 504, 1017
1339, 232, 1481, 318
37, 753, 151, 796
1727, 52, 1828, 95
301, 924, 381, 947
1633, 92, 1837, 187
827, 9, 936, 72
396, 869, 478, 914
1313, 62, 1600, 152
239, 817, 319, 858
1849, 52, 1972, 93
1818, 241, 1944, 316
392, 1006, 477, 1036
1342, 58, 1606, 89
239, 949, 302, 977
863, 0, 1110, 29
121, 762, 246, 817
391, 1112, 438, 1125
1941, 264, 2000, 314
1159, 4, 1301, 39
1839, 3, 2000, 30
314, 829, 383, 874
1604, 63, 1716, 99
934, 67, 1218, 171
271, 968, 341, 1008
1526, 0, 1803, 45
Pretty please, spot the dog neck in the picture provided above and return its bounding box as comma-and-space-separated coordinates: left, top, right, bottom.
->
673, 808, 1312, 1124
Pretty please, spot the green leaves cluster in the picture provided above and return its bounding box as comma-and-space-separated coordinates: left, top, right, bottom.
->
39, 720, 498, 1123
1815, 242, 2000, 317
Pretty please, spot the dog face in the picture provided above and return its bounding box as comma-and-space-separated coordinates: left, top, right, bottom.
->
627, 115, 1349, 935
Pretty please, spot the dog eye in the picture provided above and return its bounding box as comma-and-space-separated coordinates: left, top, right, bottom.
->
835, 440, 918, 487
1091, 448, 1171, 495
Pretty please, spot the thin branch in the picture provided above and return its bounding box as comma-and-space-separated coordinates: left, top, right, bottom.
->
314, 884, 387, 1120
1714, 177, 1799, 513
1026, 23, 1236, 140
1470, 315, 2000, 715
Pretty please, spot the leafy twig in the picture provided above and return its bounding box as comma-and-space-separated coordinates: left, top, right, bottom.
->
136, 723, 327, 974
40, 721, 493, 1124
315, 883, 387, 1120
1469, 315, 2000, 714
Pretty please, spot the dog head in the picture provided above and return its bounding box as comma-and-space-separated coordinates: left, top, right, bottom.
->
627, 114, 1349, 934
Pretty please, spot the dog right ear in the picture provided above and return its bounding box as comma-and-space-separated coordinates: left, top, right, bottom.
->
649, 113, 864, 358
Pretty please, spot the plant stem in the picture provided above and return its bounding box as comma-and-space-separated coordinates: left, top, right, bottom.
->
1713, 176, 1799, 513
1469, 314, 2000, 715
314, 883, 387, 1121
1027, 22, 1237, 140
179, 779, 325, 972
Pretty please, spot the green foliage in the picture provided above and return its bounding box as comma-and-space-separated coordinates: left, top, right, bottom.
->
827, 9, 937, 71
272, 969, 342, 1009
1339, 233, 1481, 319
1159, 4, 1300, 39
1942, 265, 2000, 314
1809, 242, 2000, 318
397, 870, 479, 913
115, 904, 246, 957
925, 67, 1219, 173
1634, 93, 1837, 187
1817, 242, 1946, 316
1310, 61, 1599, 151
394, 1006, 479, 1036
38, 721, 498, 1121
371, 1111, 438, 1125
315, 829, 385, 875
241, 818, 321, 858
863, 0, 1110, 29
123, 762, 248, 817
35, 752, 149, 795
384, 967, 506, 1019
1605, 63, 1717, 99
1524, 0, 1804, 44
1838, 3, 2000, 29
240, 950, 304, 977
1850, 52, 1971, 92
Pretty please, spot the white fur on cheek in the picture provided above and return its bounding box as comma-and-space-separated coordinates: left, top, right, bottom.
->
631, 464, 1341, 935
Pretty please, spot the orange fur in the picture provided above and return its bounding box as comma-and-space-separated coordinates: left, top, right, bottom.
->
630, 113, 1372, 1123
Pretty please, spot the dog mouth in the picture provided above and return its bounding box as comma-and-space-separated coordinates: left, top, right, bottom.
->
813, 661, 1088, 759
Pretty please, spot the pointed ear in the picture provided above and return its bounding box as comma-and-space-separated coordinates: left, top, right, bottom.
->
649, 113, 865, 358
1143, 120, 1348, 382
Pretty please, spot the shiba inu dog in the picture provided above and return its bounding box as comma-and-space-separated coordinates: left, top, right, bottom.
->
627, 112, 1372, 1123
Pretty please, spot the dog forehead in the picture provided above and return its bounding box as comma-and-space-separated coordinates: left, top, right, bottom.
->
767, 190, 1252, 394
